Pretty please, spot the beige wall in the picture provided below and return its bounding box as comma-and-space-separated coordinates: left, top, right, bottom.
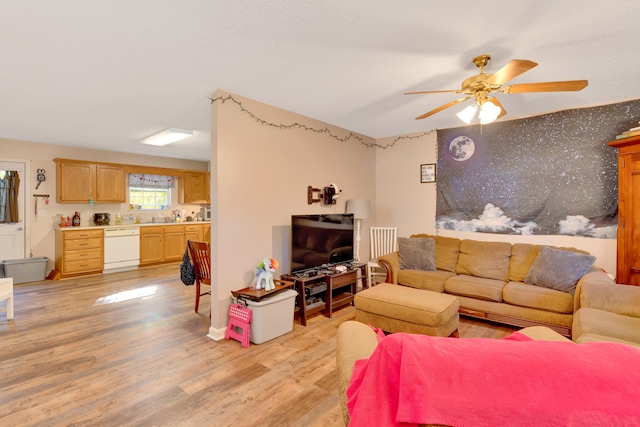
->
374, 131, 617, 276
0, 138, 209, 272
210, 91, 376, 330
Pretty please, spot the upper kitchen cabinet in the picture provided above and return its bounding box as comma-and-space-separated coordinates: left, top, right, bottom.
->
179, 171, 210, 204
55, 159, 126, 204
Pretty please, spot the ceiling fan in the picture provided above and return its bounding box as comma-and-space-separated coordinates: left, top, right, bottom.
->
405, 54, 588, 124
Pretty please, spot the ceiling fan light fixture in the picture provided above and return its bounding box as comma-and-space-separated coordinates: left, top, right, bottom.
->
457, 104, 478, 124
478, 100, 501, 124
140, 127, 193, 146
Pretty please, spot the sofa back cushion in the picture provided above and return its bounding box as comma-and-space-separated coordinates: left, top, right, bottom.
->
509, 243, 541, 282
509, 243, 591, 282
398, 237, 436, 271
456, 239, 512, 281
410, 234, 461, 272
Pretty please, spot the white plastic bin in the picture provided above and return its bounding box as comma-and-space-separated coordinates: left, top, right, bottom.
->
244, 289, 297, 344
1, 257, 48, 284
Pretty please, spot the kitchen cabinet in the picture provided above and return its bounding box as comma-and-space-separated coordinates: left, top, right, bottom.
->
179, 171, 210, 204
55, 159, 126, 204
184, 223, 210, 243
140, 225, 185, 266
54, 229, 104, 277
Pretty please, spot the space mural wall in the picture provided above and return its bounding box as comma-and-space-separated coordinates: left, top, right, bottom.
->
436, 99, 640, 238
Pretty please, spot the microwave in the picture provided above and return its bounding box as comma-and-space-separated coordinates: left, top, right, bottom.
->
200, 206, 211, 221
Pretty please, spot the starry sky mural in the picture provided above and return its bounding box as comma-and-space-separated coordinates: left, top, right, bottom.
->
436, 99, 640, 238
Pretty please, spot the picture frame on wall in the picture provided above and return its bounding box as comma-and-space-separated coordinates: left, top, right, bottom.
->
420, 163, 436, 183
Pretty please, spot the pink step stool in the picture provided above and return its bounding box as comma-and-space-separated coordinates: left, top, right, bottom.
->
225, 303, 252, 348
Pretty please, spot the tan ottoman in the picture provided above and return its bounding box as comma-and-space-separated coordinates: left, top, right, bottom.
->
355, 283, 459, 337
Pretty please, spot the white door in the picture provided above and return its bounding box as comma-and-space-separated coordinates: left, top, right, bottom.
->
0, 161, 27, 261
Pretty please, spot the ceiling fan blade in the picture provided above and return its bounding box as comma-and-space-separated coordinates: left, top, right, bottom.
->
486, 59, 538, 86
415, 96, 471, 120
405, 89, 460, 95
503, 80, 588, 93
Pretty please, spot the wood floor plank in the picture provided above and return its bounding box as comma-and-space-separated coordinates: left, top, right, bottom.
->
0, 264, 517, 426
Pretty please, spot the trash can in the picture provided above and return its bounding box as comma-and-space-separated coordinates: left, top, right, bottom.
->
244, 289, 298, 344
1, 257, 48, 284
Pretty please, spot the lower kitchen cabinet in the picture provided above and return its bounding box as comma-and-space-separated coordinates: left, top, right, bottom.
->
184, 223, 210, 243
140, 225, 185, 266
54, 229, 104, 277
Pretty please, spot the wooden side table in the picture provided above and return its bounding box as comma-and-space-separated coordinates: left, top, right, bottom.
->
325, 269, 358, 318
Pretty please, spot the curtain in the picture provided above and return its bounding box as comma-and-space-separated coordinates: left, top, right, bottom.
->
127, 173, 176, 189
0, 170, 20, 224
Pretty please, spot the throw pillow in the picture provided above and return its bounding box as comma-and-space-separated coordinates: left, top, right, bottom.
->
524, 246, 596, 295
398, 237, 436, 271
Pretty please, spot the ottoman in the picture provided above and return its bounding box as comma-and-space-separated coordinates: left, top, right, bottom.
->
354, 283, 459, 337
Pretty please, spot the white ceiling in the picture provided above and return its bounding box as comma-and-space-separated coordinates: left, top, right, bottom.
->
2, 1, 639, 161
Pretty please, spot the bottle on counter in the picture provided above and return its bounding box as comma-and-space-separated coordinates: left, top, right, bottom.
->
72, 212, 80, 226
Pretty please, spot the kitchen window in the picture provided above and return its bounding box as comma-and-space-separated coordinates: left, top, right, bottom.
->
128, 173, 176, 211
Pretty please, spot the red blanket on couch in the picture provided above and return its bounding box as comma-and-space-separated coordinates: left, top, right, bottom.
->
346, 331, 640, 426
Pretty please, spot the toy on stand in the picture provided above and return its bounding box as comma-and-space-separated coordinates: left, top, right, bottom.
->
252, 258, 279, 291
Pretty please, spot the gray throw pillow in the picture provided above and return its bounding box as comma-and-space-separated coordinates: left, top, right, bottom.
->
524, 246, 596, 295
398, 237, 436, 271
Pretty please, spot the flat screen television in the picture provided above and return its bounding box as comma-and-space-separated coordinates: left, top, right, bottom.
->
290, 213, 354, 274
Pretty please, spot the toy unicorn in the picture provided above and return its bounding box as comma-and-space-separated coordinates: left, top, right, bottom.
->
253, 258, 279, 291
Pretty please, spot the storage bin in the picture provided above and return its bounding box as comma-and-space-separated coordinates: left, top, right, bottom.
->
1, 257, 48, 284
244, 289, 297, 344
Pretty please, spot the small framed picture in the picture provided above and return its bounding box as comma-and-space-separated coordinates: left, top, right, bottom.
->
420, 164, 436, 183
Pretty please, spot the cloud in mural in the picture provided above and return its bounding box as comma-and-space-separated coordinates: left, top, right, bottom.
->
436, 203, 538, 236
558, 215, 617, 239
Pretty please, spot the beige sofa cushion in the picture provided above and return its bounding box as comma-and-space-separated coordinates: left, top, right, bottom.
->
573, 307, 640, 346
456, 239, 511, 281
411, 234, 461, 272
503, 281, 574, 314
397, 269, 456, 293
445, 274, 505, 302
509, 243, 540, 282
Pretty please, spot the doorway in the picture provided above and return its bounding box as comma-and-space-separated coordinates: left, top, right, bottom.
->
0, 160, 29, 261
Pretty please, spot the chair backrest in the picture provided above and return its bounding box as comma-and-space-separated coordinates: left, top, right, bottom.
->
369, 227, 398, 259
188, 240, 211, 284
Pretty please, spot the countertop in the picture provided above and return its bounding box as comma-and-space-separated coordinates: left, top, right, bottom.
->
55, 221, 210, 231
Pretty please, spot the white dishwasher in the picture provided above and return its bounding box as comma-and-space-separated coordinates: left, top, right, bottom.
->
103, 227, 141, 273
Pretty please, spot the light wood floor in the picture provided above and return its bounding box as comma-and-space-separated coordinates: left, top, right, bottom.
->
0, 265, 518, 427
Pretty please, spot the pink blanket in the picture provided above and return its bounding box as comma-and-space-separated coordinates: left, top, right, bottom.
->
347, 331, 640, 426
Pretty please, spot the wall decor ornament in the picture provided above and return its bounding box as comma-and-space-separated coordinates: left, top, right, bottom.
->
435, 99, 640, 237
209, 93, 434, 150
420, 164, 436, 183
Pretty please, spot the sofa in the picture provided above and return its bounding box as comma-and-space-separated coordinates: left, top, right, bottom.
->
573, 278, 640, 348
336, 320, 640, 426
336, 321, 572, 427
377, 234, 614, 336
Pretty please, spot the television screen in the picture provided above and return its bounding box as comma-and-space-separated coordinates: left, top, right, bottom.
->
290, 213, 354, 273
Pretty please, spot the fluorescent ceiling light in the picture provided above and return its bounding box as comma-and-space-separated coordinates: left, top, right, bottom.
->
140, 127, 193, 146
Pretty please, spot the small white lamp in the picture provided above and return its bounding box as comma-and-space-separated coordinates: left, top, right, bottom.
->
345, 199, 371, 262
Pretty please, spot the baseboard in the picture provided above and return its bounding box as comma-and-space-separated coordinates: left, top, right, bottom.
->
207, 326, 226, 341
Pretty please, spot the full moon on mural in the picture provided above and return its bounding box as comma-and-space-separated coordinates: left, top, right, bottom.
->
449, 136, 475, 161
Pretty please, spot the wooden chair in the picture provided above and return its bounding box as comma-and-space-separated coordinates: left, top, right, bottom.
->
367, 227, 397, 286
187, 240, 211, 314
